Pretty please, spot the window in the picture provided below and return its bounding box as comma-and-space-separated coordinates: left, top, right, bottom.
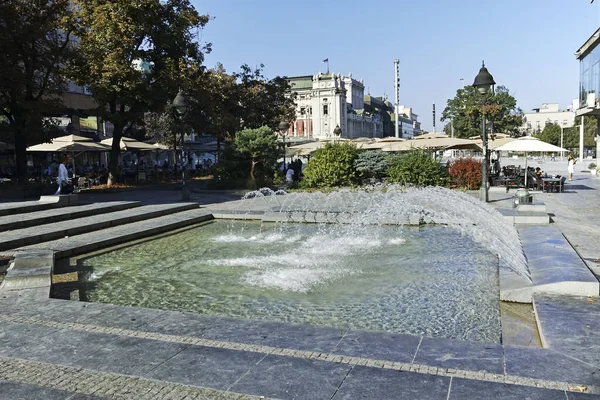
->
300, 107, 306, 115
323, 104, 328, 115
563, 120, 568, 126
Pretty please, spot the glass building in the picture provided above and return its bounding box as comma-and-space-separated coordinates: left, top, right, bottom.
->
576, 28, 600, 109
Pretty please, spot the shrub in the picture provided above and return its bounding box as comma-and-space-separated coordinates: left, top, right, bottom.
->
447, 158, 482, 190
588, 162, 596, 169
386, 149, 449, 187
302, 142, 360, 188
354, 150, 389, 182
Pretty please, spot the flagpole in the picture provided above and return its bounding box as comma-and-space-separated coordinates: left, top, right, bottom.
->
327, 60, 329, 73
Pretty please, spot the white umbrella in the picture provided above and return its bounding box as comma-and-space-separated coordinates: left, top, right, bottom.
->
494, 136, 568, 188
27, 134, 110, 152
101, 137, 158, 151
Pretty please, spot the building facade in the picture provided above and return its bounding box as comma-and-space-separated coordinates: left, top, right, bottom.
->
522, 103, 575, 135
286, 73, 420, 140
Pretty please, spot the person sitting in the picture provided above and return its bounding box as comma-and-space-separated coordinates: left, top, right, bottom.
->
535, 167, 543, 179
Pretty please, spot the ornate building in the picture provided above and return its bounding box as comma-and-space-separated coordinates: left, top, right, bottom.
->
286, 73, 420, 140
286, 73, 382, 140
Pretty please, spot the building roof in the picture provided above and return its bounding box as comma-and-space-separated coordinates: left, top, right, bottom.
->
575, 27, 600, 60
286, 75, 313, 91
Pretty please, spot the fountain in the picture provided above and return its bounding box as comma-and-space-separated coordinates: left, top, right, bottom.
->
76, 185, 528, 343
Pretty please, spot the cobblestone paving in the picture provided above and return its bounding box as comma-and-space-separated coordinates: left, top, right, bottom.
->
0, 313, 596, 396
0, 356, 267, 399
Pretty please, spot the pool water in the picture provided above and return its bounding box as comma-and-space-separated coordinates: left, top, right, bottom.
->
77, 220, 501, 342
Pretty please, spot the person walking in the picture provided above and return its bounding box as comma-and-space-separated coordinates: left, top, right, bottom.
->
567, 154, 576, 181
54, 155, 71, 195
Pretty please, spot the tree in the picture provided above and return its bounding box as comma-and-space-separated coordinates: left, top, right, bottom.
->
302, 143, 360, 188
354, 150, 389, 182
0, 0, 77, 183
442, 85, 524, 139
387, 149, 448, 187
234, 126, 278, 181
535, 123, 561, 146
71, 0, 209, 185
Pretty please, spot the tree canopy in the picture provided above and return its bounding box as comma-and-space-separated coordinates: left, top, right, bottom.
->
234, 126, 279, 181
71, 0, 210, 185
0, 0, 78, 183
441, 85, 524, 139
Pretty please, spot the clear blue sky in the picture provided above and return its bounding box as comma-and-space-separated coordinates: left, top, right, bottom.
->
191, 0, 600, 131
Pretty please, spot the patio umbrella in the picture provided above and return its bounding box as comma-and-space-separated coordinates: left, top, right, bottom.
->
27, 134, 110, 152
376, 136, 481, 152
494, 137, 568, 188
100, 137, 158, 151
287, 138, 353, 156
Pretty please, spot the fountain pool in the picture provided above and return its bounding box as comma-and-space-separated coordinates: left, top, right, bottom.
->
78, 219, 502, 343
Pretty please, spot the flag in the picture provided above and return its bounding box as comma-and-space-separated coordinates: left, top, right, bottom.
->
322, 58, 328, 63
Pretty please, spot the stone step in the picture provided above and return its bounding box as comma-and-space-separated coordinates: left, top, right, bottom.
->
0, 198, 68, 217
0, 250, 54, 294
497, 208, 550, 225
533, 293, 600, 367
12, 208, 213, 259
0, 201, 141, 232
500, 226, 599, 302
0, 203, 200, 252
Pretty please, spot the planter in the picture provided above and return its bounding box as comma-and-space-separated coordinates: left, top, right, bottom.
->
592, 169, 598, 176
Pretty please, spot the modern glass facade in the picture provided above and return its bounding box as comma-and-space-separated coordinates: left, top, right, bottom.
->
580, 44, 600, 107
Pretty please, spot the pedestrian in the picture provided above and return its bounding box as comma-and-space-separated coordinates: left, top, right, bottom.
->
567, 154, 576, 181
54, 155, 72, 195
285, 168, 295, 184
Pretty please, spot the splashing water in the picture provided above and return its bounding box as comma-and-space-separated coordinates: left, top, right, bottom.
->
239, 186, 530, 282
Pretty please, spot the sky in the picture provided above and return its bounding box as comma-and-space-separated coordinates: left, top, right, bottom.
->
190, 0, 600, 132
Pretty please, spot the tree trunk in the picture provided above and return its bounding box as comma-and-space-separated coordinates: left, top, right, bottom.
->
173, 130, 178, 176
250, 160, 257, 181
107, 123, 123, 187
14, 125, 28, 185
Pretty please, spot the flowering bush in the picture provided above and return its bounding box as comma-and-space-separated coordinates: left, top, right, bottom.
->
447, 158, 482, 190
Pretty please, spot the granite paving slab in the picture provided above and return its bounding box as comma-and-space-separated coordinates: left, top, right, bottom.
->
331, 365, 450, 400
448, 377, 568, 400
12, 208, 213, 258
332, 330, 421, 363
533, 293, 600, 367
0, 321, 59, 353
413, 336, 505, 374
568, 392, 600, 399
230, 354, 352, 400
0, 201, 141, 231
71, 335, 188, 376
504, 345, 600, 385
260, 322, 348, 353
146, 345, 265, 391
0, 380, 77, 400
71, 303, 170, 330
24, 299, 118, 323
0, 329, 120, 365
0, 203, 199, 251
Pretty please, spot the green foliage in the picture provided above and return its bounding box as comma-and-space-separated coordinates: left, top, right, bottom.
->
447, 158, 482, 190
0, 0, 77, 183
534, 123, 561, 146
354, 150, 389, 182
386, 149, 449, 187
71, 0, 209, 185
302, 143, 360, 188
442, 85, 524, 139
234, 126, 279, 181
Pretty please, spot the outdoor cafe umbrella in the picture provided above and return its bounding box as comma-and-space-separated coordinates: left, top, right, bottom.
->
27, 134, 110, 153
494, 136, 568, 188
100, 136, 158, 151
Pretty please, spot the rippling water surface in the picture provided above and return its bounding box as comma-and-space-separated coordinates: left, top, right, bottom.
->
80, 220, 501, 342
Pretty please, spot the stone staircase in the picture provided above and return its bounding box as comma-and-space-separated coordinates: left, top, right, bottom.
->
0, 196, 213, 292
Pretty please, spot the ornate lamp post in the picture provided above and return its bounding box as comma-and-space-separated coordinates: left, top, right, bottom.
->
472, 62, 496, 202
278, 120, 290, 170
172, 90, 190, 201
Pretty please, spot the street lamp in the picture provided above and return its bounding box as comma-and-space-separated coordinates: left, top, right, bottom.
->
172, 90, 190, 201
278, 120, 290, 170
472, 61, 496, 203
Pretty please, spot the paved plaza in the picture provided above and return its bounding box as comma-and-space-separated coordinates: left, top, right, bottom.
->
0, 157, 599, 399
